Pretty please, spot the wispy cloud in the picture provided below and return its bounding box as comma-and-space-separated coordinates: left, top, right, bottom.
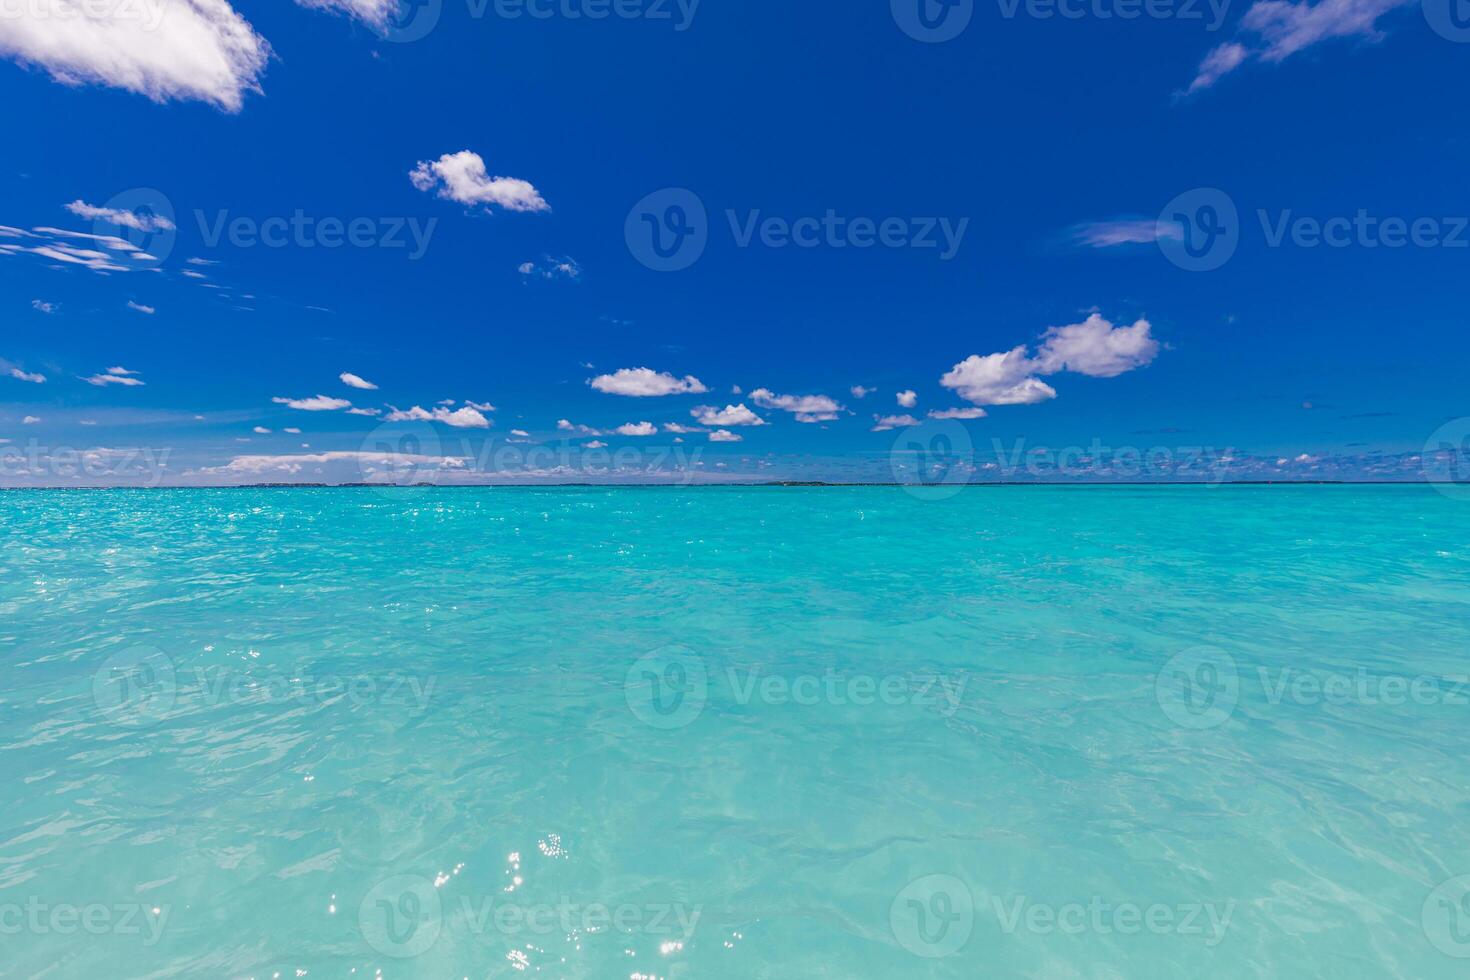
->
1181, 0, 1412, 95
340, 372, 378, 390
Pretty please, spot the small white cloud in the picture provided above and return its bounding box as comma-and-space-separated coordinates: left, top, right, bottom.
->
615, 421, 657, 436
186, 257, 219, 266
584, 440, 608, 449
928, 406, 987, 420
510, 429, 530, 437
691, 403, 766, 427
662, 423, 704, 433
850, 385, 872, 399
340, 372, 378, 390
410, 150, 550, 213
346, 407, 382, 416
896, 389, 917, 408
31, 299, 58, 314
871, 414, 920, 431
1034, 313, 1159, 378
384, 404, 491, 428
65, 200, 175, 233
126, 301, 156, 314
940, 347, 1057, 406
273, 395, 352, 411
590, 367, 708, 397
181, 269, 207, 280
519, 255, 581, 280
253, 426, 271, 434
284, 427, 301, 434
464, 400, 496, 412
5, 361, 46, 384
708, 429, 742, 442
1071, 219, 1177, 248
22, 415, 40, 424
85, 366, 145, 387
749, 388, 843, 423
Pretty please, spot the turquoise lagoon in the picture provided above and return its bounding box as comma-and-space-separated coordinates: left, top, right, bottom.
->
2, 486, 1469, 978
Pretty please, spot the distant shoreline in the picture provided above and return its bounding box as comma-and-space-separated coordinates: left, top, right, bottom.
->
0, 480, 1458, 491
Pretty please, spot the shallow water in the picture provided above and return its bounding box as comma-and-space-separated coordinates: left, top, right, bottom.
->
2, 485, 1469, 978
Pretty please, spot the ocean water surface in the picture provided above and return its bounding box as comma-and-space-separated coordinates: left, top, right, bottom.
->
3, 485, 1469, 978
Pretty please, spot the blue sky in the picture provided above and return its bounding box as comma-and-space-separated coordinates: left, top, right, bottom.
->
0, 0, 1467, 485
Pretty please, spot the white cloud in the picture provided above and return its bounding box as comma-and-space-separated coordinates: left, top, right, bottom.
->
384, 404, 492, 428
590, 367, 708, 397
126, 301, 156, 314
65, 200, 175, 233
691, 403, 766, 427
519, 256, 582, 280
294, 0, 398, 29
940, 347, 1057, 406
181, 269, 208, 279
871, 414, 919, 431
510, 429, 529, 437
749, 388, 843, 423
1183, 0, 1409, 95
896, 389, 917, 408
1071, 219, 1178, 248
340, 372, 378, 390
928, 406, 987, 420
284, 427, 301, 434
557, 419, 604, 436
2, 358, 46, 383
85, 366, 145, 387
850, 385, 873, 399
410, 150, 550, 213
662, 423, 704, 433
615, 421, 657, 436
463, 400, 496, 412
1034, 313, 1159, 378
1184, 42, 1250, 95
22, 415, 40, 424
253, 426, 271, 434
346, 407, 382, 416
31, 299, 57, 314
583, 440, 607, 449
942, 313, 1159, 407
186, 257, 218, 266
0, 0, 271, 111
709, 429, 742, 442
273, 395, 352, 411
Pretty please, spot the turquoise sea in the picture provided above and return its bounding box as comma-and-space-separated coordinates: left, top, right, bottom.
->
3, 486, 1469, 978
